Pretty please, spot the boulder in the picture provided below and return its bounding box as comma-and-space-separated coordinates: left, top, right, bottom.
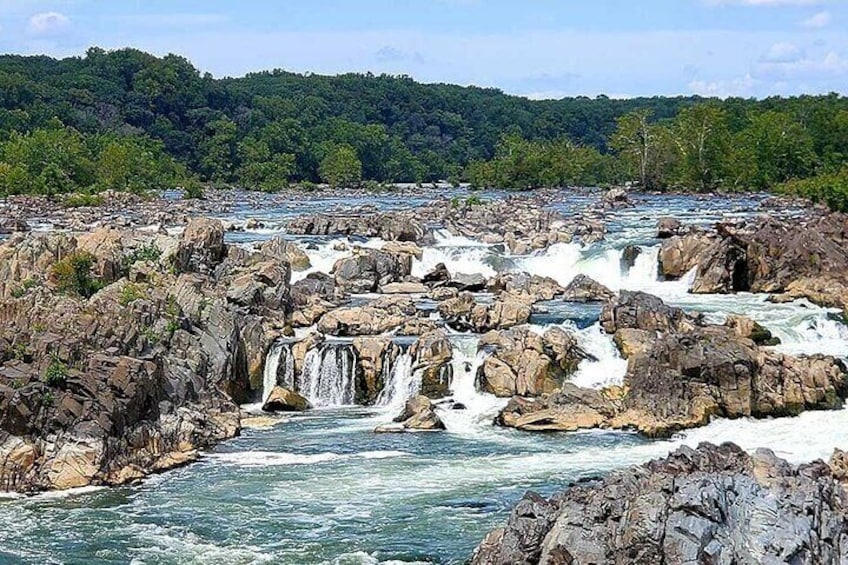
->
656, 216, 682, 238
175, 218, 226, 274
317, 296, 418, 336
374, 395, 445, 432
353, 337, 401, 404
258, 236, 311, 271
447, 272, 487, 292
261, 386, 311, 412
620, 245, 642, 274
381, 241, 423, 260
473, 443, 848, 565
332, 249, 412, 294
487, 272, 564, 301
422, 262, 450, 285
562, 274, 614, 302
410, 330, 454, 398
440, 292, 533, 333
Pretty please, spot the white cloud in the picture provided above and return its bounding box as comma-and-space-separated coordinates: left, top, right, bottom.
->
689, 74, 759, 97
801, 11, 832, 28
755, 50, 848, 80
27, 11, 69, 35
760, 42, 805, 63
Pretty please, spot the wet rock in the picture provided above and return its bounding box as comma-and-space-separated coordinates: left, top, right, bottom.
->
422, 262, 451, 285
656, 216, 682, 238
440, 292, 533, 333
374, 395, 445, 433
332, 249, 412, 294
379, 281, 428, 294
473, 442, 848, 565
561, 274, 614, 302
353, 337, 401, 405
410, 330, 453, 398
620, 244, 642, 274
600, 290, 700, 334
657, 231, 715, 280
258, 236, 311, 271
487, 272, 564, 301
477, 327, 591, 397
261, 386, 310, 412
381, 241, 423, 260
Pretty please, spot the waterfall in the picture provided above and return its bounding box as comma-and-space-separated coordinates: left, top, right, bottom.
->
439, 336, 506, 434
568, 322, 627, 389
375, 352, 419, 415
300, 344, 357, 407
262, 342, 296, 402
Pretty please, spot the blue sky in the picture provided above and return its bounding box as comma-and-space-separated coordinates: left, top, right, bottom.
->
1, 0, 847, 99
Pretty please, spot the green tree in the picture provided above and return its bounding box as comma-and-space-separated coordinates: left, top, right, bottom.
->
319, 144, 362, 188
670, 104, 730, 191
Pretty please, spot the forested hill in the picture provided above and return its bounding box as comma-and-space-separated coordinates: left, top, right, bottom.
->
0, 47, 847, 206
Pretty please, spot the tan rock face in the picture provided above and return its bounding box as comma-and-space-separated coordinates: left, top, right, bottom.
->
410, 330, 453, 398
353, 337, 400, 404
46, 442, 101, 490
374, 395, 445, 433
262, 386, 311, 412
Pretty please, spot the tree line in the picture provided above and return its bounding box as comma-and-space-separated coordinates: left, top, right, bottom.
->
0, 47, 845, 208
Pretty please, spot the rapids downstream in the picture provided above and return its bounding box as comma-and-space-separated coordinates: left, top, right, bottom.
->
1, 190, 846, 564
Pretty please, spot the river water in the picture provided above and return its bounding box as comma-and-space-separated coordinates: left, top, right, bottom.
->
1, 189, 846, 564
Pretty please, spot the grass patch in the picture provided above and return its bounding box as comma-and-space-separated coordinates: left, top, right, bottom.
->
51, 252, 104, 298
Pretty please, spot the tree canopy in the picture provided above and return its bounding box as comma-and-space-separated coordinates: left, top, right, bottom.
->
0, 47, 845, 207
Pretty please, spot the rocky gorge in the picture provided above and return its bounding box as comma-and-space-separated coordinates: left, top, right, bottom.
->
0, 187, 847, 564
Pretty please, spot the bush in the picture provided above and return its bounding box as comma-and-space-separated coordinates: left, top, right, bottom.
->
121, 243, 161, 273
182, 179, 204, 199
50, 252, 104, 298
44, 358, 68, 387
62, 192, 104, 208
118, 283, 145, 306
465, 194, 484, 206
777, 168, 848, 212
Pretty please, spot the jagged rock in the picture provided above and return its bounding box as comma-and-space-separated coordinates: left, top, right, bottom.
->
332, 249, 412, 294
258, 236, 311, 271
473, 442, 848, 565
353, 337, 401, 404
286, 211, 430, 242
656, 216, 682, 238
477, 327, 591, 397
487, 272, 564, 301
562, 274, 614, 302
658, 231, 716, 280
601, 187, 632, 208
422, 262, 450, 285
620, 245, 642, 274
291, 272, 338, 305
410, 330, 453, 398
374, 395, 445, 433
175, 218, 226, 274
600, 290, 700, 334
261, 386, 310, 412
440, 292, 533, 333
316, 296, 418, 336
0, 217, 30, 234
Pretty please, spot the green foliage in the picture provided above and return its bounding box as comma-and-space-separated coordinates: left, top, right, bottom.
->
50, 252, 104, 298
0, 48, 846, 199
182, 178, 204, 199
777, 168, 848, 212
319, 144, 362, 188
44, 358, 69, 387
122, 243, 162, 271
465, 194, 484, 206
10, 277, 37, 298
63, 192, 105, 208
118, 283, 145, 306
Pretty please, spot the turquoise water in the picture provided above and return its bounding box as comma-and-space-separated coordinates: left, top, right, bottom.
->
0, 409, 648, 564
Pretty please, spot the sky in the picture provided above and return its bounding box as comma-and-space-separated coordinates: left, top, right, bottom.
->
0, 0, 847, 99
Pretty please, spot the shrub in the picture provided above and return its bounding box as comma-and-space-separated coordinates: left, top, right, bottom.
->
50, 252, 104, 298
182, 179, 204, 200
44, 358, 68, 387
119, 283, 145, 306
121, 243, 161, 272
465, 194, 484, 206
10, 277, 37, 298
62, 192, 105, 208
777, 168, 848, 212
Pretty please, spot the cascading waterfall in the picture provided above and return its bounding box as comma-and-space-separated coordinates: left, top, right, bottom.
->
261, 341, 295, 402
568, 322, 627, 389
374, 352, 419, 415
300, 344, 357, 407
439, 336, 506, 434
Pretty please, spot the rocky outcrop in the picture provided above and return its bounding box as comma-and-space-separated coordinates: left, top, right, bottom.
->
477, 327, 591, 397
656, 216, 682, 238
439, 292, 533, 333
487, 272, 564, 301
286, 211, 430, 243
409, 330, 453, 398
659, 214, 848, 307
561, 274, 614, 302
332, 249, 412, 294
499, 292, 848, 436
374, 395, 445, 433
0, 219, 287, 493
472, 442, 848, 565
258, 236, 311, 271
353, 337, 401, 404
317, 296, 422, 336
